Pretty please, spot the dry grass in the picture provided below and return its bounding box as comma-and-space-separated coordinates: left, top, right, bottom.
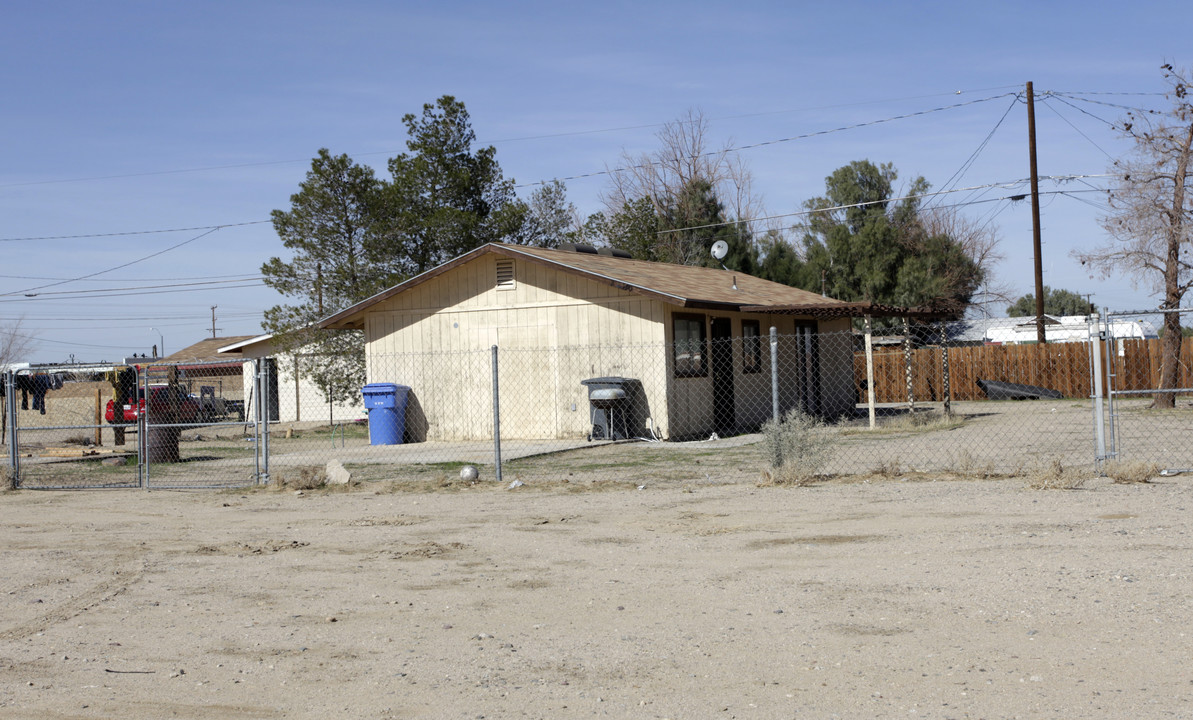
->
869, 457, 904, 478
271, 465, 328, 491
757, 466, 822, 487
1102, 460, 1160, 484
1026, 458, 1087, 490
952, 451, 996, 479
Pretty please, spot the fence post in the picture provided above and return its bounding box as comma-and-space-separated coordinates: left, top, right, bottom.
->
252, 358, 262, 484
5, 371, 18, 487
865, 316, 876, 429
260, 359, 271, 486
939, 321, 952, 418
903, 317, 915, 413
1102, 307, 1117, 461
1089, 312, 1107, 471
769, 326, 779, 423
492, 345, 503, 484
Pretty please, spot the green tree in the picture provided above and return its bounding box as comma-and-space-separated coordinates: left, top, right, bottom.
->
261, 149, 386, 405
580, 197, 660, 260
1006, 286, 1092, 317
379, 95, 526, 276
794, 160, 982, 316
517, 179, 578, 248
658, 178, 757, 272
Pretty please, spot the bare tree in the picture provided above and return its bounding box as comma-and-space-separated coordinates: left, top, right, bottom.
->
1074, 64, 1193, 408
920, 206, 1012, 315
0, 318, 35, 369
601, 109, 765, 262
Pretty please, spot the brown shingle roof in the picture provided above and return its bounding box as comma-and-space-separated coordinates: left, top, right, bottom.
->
321, 243, 871, 329
163, 336, 258, 363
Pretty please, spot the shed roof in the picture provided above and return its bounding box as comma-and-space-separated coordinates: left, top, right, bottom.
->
321, 243, 932, 330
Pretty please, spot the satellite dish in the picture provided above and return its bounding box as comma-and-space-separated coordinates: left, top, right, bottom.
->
710, 240, 729, 261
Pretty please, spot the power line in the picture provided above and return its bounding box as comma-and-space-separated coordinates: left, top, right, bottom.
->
516, 92, 1020, 189
11, 277, 266, 298
654, 175, 1113, 236
1, 227, 223, 297
0, 220, 269, 243
0, 85, 1028, 190
0, 281, 265, 303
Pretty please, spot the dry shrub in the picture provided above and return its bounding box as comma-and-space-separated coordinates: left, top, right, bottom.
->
759, 408, 835, 486
1026, 458, 1087, 490
869, 457, 903, 478
1102, 460, 1160, 484
953, 451, 995, 479
272, 466, 327, 491
3, 466, 14, 491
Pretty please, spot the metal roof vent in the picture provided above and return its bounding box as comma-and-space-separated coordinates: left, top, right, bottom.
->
496, 259, 515, 289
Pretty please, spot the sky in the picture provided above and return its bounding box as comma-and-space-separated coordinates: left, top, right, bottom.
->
2, 0, 1191, 363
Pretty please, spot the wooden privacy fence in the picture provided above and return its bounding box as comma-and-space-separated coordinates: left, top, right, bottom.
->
853, 338, 1193, 403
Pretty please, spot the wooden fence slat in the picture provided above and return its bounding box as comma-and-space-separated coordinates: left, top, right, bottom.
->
855, 337, 1193, 402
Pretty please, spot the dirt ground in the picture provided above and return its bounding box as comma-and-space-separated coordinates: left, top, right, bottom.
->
2, 474, 1191, 719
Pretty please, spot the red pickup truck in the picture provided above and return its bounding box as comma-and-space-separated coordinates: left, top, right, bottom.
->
104, 385, 201, 425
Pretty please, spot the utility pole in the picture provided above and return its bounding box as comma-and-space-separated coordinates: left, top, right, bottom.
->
1027, 81, 1047, 344
210, 306, 221, 339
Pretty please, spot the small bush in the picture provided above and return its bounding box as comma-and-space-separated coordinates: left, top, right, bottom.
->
272, 466, 327, 491
1103, 460, 1160, 484
869, 457, 903, 478
1026, 458, 1086, 490
759, 408, 835, 485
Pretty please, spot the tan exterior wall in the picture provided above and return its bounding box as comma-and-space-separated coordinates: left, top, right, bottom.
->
363, 254, 670, 441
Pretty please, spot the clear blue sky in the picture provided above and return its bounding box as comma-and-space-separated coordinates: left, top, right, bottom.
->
2, 0, 1189, 363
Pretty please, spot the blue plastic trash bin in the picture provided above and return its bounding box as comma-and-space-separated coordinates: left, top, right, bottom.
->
361, 383, 411, 445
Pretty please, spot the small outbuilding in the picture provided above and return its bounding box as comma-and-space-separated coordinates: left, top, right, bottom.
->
320, 243, 882, 441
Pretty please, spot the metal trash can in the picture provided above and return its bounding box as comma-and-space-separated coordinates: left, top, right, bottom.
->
361, 383, 411, 445
581, 377, 633, 440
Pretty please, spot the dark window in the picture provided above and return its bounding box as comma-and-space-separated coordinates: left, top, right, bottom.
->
742, 320, 761, 374
673, 313, 707, 377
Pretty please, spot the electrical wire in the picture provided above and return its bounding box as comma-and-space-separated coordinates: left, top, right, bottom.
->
1, 227, 222, 297
0, 281, 265, 303
1039, 96, 1116, 160
924, 93, 1022, 211
0, 221, 269, 243
515, 92, 1020, 189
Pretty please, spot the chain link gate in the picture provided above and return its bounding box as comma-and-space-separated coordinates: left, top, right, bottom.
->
4, 359, 270, 490
1097, 307, 1193, 474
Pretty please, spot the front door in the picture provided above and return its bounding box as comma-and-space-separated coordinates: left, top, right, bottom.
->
710, 317, 735, 436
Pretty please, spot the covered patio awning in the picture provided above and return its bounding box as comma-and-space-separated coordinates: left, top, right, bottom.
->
739, 300, 956, 320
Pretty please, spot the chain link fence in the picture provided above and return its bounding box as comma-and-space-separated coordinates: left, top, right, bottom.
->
7, 315, 1193, 490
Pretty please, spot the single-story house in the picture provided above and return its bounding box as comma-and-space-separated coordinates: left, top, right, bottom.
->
319, 243, 898, 441
161, 336, 257, 418
217, 334, 362, 425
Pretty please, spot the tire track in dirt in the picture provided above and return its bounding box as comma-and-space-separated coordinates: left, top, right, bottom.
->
0, 551, 148, 642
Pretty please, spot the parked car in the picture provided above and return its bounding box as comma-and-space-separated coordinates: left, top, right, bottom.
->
104, 385, 201, 425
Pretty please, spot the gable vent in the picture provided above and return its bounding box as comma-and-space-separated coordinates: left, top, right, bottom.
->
495, 259, 515, 289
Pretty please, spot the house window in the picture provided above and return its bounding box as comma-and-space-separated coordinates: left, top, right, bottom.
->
496, 259, 515, 290
673, 313, 707, 377
742, 320, 761, 374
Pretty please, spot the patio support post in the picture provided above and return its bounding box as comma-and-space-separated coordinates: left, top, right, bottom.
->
491, 345, 503, 484
940, 321, 952, 418
903, 317, 915, 413
865, 316, 876, 429
769, 326, 779, 423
